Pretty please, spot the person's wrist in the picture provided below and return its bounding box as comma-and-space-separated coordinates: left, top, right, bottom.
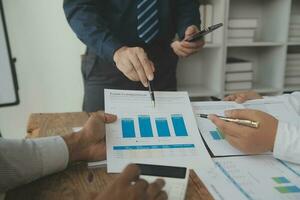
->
62, 132, 83, 163
113, 46, 127, 64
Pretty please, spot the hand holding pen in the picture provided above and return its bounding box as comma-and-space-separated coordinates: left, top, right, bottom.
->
205, 109, 279, 154
198, 114, 259, 128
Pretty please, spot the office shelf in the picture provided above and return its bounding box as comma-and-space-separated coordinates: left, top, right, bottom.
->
178, 85, 219, 98
288, 42, 300, 46
177, 0, 300, 99
227, 42, 285, 47
204, 43, 222, 48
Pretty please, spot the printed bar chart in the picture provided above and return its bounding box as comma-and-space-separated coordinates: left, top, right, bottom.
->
138, 115, 153, 137
275, 186, 300, 194
113, 144, 195, 150
210, 129, 225, 140
121, 114, 189, 138
171, 114, 188, 136
121, 118, 135, 138
272, 177, 290, 184
155, 118, 171, 137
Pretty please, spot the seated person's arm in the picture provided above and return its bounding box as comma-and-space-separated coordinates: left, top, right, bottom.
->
0, 112, 116, 192
211, 91, 300, 164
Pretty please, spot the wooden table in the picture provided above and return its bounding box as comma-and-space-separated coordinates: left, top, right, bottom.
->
6, 112, 214, 200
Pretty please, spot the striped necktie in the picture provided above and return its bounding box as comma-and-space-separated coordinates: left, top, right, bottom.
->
137, 0, 159, 43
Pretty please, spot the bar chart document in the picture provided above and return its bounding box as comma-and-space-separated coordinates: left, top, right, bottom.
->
105, 89, 214, 173
214, 155, 300, 200
193, 101, 245, 156
193, 99, 299, 156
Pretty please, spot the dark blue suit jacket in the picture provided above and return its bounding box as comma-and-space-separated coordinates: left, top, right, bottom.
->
63, 0, 200, 64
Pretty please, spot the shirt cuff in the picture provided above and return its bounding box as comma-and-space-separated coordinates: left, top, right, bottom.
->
99, 37, 124, 64
273, 121, 287, 159
273, 121, 300, 164
34, 136, 69, 176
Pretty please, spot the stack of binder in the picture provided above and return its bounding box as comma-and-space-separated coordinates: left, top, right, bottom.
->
199, 4, 213, 43
289, 15, 300, 42
285, 53, 300, 86
225, 58, 254, 91
228, 19, 257, 43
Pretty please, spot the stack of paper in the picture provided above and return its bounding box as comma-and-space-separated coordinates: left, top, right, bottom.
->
225, 57, 254, 91
228, 19, 257, 43
199, 4, 214, 43
289, 15, 300, 42
285, 53, 300, 86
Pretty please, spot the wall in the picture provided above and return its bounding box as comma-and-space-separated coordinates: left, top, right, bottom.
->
0, 0, 85, 138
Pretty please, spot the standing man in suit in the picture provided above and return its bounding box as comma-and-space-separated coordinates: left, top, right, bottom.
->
63, 0, 204, 111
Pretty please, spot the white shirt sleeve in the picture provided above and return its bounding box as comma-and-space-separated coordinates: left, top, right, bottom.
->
0, 136, 69, 193
266, 92, 300, 164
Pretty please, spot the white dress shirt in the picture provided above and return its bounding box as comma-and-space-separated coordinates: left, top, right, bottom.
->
0, 136, 69, 193
271, 92, 300, 164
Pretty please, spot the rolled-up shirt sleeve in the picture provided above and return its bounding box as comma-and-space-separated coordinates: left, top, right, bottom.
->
273, 122, 300, 164
0, 136, 69, 192
269, 92, 300, 164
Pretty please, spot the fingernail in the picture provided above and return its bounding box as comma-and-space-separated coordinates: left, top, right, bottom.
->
148, 75, 154, 81
144, 81, 148, 87
156, 179, 166, 187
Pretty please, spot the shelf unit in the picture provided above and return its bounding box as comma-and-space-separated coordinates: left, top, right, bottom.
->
177, 0, 300, 98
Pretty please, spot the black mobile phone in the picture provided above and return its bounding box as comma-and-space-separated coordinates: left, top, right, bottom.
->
136, 163, 187, 179
185, 23, 223, 42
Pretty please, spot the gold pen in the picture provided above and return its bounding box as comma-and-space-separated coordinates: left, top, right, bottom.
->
197, 114, 260, 128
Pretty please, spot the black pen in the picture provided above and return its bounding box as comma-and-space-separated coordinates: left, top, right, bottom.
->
197, 114, 260, 128
148, 81, 155, 107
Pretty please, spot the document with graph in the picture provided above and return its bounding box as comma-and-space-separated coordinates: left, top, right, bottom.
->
104, 89, 214, 173
214, 155, 300, 200
192, 99, 299, 156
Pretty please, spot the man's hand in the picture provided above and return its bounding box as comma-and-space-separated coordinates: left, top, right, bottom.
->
224, 91, 262, 103
209, 109, 278, 154
113, 47, 155, 87
171, 25, 205, 58
94, 164, 167, 200
63, 111, 117, 163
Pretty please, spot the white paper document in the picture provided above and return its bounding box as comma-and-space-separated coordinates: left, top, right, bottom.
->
104, 89, 214, 173
214, 155, 300, 200
192, 101, 245, 156
193, 99, 299, 156
242, 98, 300, 124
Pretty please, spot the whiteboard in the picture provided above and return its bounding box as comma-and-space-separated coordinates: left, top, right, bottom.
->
0, 1, 19, 107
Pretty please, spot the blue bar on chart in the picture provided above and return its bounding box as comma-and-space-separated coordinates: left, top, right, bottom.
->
121, 118, 135, 138
171, 114, 188, 137
210, 130, 225, 140
275, 186, 300, 193
272, 177, 290, 184
138, 115, 153, 137
155, 118, 171, 137
113, 144, 195, 150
